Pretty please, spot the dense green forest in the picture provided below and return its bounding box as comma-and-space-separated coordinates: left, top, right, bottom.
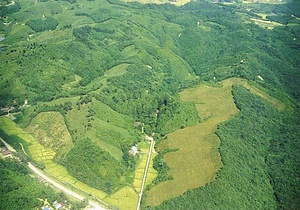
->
60, 137, 126, 194
0, 0, 299, 209
0, 158, 71, 210
146, 86, 300, 209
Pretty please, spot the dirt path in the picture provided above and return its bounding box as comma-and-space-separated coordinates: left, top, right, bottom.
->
136, 135, 155, 210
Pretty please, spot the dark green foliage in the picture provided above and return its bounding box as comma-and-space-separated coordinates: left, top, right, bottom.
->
149, 86, 300, 209
266, 111, 300, 209
0, 129, 22, 150
0, 0, 299, 208
61, 0, 76, 3
0, 159, 61, 210
60, 138, 126, 194
0, 1, 21, 16
151, 148, 177, 186
26, 17, 58, 32
156, 101, 200, 133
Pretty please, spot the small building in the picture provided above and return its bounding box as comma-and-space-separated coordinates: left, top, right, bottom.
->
53, 201, 64, 210
129, 145, 138, 156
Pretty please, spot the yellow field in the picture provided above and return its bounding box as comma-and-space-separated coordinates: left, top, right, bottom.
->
133, 144, 158, 193
146, 78, 285, 206
104, 186, 138, 210
146, 80, 239, 206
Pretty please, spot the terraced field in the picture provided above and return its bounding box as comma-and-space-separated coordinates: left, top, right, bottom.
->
0, 116, 108, 201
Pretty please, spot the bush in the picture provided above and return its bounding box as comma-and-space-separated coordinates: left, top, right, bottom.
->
26, 17, 58, 32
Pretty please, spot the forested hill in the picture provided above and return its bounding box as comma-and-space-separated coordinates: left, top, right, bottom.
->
0, 0, 299, 109
0, 0, 299, 209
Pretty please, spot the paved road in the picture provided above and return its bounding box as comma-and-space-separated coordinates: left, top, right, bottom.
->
1, 138, 106, 210
0, 137, 16, 152
136, 135, 155, 210
28, 163, 106, 210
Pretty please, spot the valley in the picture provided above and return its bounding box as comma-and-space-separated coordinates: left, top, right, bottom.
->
0, 0, 299, 209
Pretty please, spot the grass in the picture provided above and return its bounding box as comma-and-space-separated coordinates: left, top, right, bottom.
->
103, 186, 138, 210
0, 116, 109, 201
145, 80, 240, 206
105, 63, 130, 78
250, 18, 283, 30
122, 0, 190, 6
222, 78, 285, 110
26, 111, 73, 159
145, 78, 286, 206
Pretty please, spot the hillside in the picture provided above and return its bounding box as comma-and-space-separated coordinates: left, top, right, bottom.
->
0, 0, 299, 209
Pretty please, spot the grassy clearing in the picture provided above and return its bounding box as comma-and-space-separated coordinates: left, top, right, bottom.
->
146, 78, 286, 206
146, 81, 239, 206
222, 78, 285, 110
105, 63, 130, 78
250, 18, 283, 29
122, 0, 190, 6
26, 111, 73, 160
62, 74, 82, 90
104, 186, 138, 210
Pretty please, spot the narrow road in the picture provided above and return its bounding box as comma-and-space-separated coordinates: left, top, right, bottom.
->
136, 135, 155, 210
1, 138, 106, 210
0, 137, 16, 152
28, 165, 106, 209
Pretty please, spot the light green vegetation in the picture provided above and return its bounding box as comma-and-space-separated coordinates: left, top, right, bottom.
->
1, 0, 299, 209
133, 145, 157, 193
0, 116, 108, 200
122, 0, 191, 6
103, 186, 138, 210
26, 111, 73, 160
251, 18, 283, 29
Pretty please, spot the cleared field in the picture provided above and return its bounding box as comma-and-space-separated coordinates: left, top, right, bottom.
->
146, 78, 285, 206
122, 0, 190, 6
251, 18, 283, 29
103, 186, 138, 210
27, 111, 73, 159
146, 80, 239, 206
105, 63, 130, 78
